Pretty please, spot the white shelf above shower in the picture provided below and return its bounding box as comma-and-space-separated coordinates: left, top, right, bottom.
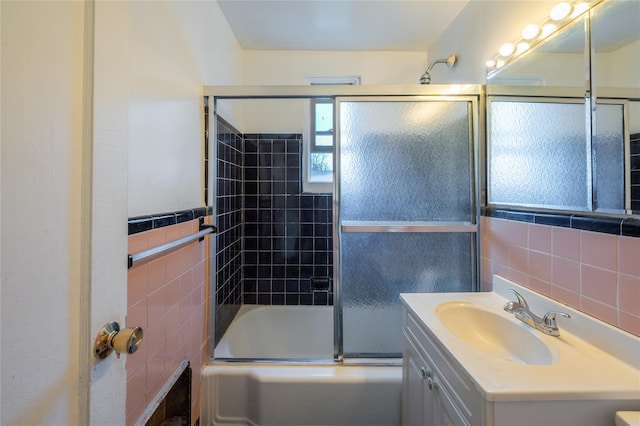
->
341, 221, 477, 233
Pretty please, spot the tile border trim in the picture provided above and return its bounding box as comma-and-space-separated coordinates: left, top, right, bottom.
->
483, 206, 640, 238
128, 207, 212, 235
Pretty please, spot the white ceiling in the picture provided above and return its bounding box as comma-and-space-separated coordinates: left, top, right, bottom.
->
217, 0, 470, 51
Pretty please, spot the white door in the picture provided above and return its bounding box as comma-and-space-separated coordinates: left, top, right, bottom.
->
1, 1, 129, 424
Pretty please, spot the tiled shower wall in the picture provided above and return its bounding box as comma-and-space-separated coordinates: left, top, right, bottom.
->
631, 132, 639, 211
242, 133, 333, 306
481, 213, 640, 337
214, 117, 243, 346
213, 118, 334, 343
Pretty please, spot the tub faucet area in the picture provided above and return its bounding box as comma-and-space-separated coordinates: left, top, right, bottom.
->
504, 289, 571, 337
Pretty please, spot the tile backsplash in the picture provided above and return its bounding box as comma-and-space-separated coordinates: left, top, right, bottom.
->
126, 218, 207, 425
481, 214, 640, 336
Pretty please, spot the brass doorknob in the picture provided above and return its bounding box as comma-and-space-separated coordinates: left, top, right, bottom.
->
94, 321, 143, 359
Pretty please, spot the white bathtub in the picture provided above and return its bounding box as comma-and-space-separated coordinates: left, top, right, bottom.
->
214, 305, 334, 359
201, 305, 402, 426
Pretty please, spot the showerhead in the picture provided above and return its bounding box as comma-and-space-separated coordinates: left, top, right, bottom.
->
419, 54, 457, 84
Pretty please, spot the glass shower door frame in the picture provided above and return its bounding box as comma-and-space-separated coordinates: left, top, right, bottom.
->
203, 84, 483, 363
333, 95, 481, 361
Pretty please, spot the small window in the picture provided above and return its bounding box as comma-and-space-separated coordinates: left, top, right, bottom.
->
303, 75, 360, 192
309, 99, 334, 183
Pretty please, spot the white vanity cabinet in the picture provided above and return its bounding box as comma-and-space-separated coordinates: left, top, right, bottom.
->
401, 276, 640, 426
402, 308, 484, 426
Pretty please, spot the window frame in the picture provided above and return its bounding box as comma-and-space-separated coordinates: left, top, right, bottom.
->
303, 75, 361, 193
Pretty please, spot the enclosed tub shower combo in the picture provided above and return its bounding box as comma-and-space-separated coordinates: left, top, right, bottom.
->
200, 85, 482, 426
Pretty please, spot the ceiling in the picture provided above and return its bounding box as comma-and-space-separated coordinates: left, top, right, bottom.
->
217, 0, 470, 51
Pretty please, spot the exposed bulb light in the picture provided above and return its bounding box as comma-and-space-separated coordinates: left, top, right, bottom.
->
571, 2, 589, 18
522, 24, 541, 40
516, 42, 530, 55
486, 1, 598, 74
550, 2, 573, 21
541, 23, 557, 38
499, 42, 516, 57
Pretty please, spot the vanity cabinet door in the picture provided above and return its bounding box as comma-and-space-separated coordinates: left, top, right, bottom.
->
403, 310, 478, 426
403, 333, 433, 426
431, 376, 468, 426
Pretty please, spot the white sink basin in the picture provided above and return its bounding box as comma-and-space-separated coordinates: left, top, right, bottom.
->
435, 301, 556, 365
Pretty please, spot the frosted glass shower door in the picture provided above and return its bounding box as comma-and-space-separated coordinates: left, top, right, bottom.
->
336, 97, 478, 358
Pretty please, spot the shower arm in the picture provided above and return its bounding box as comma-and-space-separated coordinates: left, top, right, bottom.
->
425, 58, 448, 74
419, 54, 457, 84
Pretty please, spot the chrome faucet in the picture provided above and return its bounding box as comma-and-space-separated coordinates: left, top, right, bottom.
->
504, 289, 570, 337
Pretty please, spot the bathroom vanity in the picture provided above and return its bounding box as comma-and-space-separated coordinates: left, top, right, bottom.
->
401, 276, 640, 426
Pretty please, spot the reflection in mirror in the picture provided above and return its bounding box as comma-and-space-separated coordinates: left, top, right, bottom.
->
486, 0, 640, 216
487, 13, 587, 88
488, 98, 590, 211
591, 0, 640, 213
593, 101, 625, 213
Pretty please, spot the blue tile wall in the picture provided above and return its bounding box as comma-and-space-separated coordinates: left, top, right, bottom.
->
214, 117, 243, 344
128, 208, 210, 235
631, 132, 639, 212
242, 134, 333, 306
213, 119, 335, 343
483, 206, 640, 237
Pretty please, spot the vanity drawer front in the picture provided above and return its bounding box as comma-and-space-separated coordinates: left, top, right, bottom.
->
405, 310, 485, 425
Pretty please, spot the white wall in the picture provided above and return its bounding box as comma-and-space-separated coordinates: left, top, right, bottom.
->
596, 38, 640, 88
1, 1, 245, 424
1, 2, 86, 424
243, 50, 427, 86
599, 39, 640, 134
128, 1, 243, 217
236, 50, 427, 133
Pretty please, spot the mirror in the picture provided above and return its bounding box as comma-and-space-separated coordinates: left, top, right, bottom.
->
487, 12, 587, 88
591, 0, 640, 213
486, 0, 640, 215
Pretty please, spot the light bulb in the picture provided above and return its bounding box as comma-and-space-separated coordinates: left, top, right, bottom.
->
571, 2, 590, 18
516, 42, 530, 55
541, 23, 557, 39
486, 59, 497, 68
522, 24, 541, 40
550, 2, 573, 20
496, 59, 506, 68
499, 42, 515, 57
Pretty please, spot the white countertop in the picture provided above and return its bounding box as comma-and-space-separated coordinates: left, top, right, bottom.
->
401, 276, 640, 402
616, 411, 640, 426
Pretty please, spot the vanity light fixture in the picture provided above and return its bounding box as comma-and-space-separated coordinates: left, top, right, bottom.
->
540, 23, 558, 38
571, 2, 590, 18
521, 24, 541, 40
499, 42, 516, 57
486, 0, 601, 77
515, 42, 530, 56
550, 2, 573, 21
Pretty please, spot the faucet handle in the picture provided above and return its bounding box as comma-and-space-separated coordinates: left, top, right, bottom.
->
509, 289, 529, 309
542, 311, 571, 326
503, 289, 528, 313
